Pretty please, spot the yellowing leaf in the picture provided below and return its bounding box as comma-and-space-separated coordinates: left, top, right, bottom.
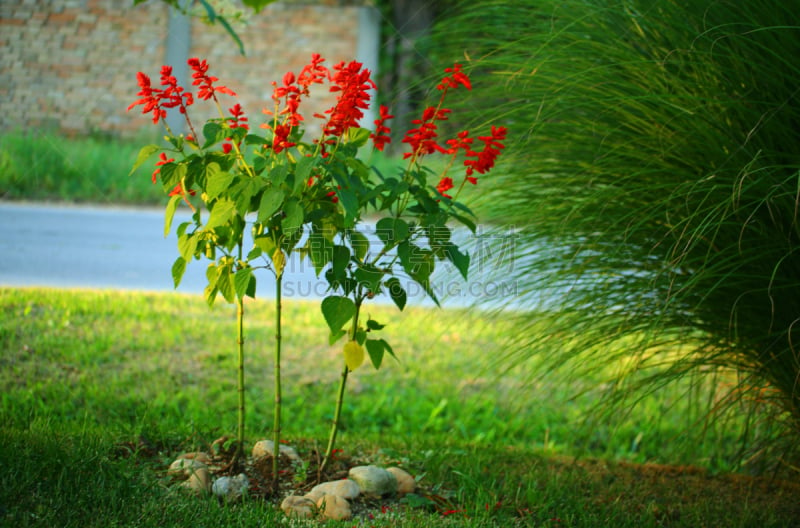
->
272, 248, 285, 278
343, 340, 365, 371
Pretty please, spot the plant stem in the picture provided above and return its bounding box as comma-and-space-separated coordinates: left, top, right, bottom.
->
272, 271, 283, 490
235, 293, 245, 466
320, 298, 362, 474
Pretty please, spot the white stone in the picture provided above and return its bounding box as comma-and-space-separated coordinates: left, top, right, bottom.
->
211, 473, 249, 501
168, 457, 208, 478
316, 494, 352, 520
251, 439, 301, 461
348, 465, 398, 497
308, 479, 360, 500
387, 467, 416, 496
181, 467, 211, 494
281, 495, 316, 519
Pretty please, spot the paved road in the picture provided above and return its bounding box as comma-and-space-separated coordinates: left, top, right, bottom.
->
0, 201, 521, 307
0, 201, 325, 298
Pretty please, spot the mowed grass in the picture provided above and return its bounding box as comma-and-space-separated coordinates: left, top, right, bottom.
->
1, 287, 798, 526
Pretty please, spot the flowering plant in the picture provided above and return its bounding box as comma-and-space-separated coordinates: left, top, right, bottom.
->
129, 54, 506, 484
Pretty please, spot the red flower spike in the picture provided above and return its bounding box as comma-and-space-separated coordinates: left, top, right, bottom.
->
436, 176, 454, 198
322, 60, 376, 138
402, 104, 454, 160
227, 103, 249, 130
437, 63, 472, 92
297, 53, 330, 94
128, 72, 167, 124
271, 124, 295, 153
445, 130, 474, 155
188, 57, 236, 101
464, 125, 507, 176
370, 105, 393, 151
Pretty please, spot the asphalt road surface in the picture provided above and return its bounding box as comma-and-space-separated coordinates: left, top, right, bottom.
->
0, 201, 521, 307
0, 201, 324, 298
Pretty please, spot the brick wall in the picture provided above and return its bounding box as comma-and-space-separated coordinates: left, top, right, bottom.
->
0, 0, 376, 138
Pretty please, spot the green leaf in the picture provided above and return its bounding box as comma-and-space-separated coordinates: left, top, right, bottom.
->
281, 198, 304, 235
268, 163, 288, 186
205, 163, 234, 200
366, 319, 385, 331
349, 230, 370, 261
245, 133, 268, 145
337, 189, 359, 225
366, 338, 392, 369
171, 256, 187, 288
204, 283, 218, 307
376, 217, 409, 248
321, 296, 355, 335
328, 328, 348, 346
216, 260, 235, 303
246, 273, 256, 297
178, 232, 198, 261
254, 235, 276, 256
257, 187, 284, 223
164, 194, 182, 237
445, 243, 471, 280
331, 245, 351, 281
234, 267, 253, 299
130, 144, 160, 176
308, 231, 334, 276
159, 161, 186, 189
295, 155, 316, 192
348, 127, 371, 148
451, 212, 477, 233
202, 122, 224, 148
206, 198, 236, 229
246, 246, 262, 261
385, 277, 407, 311
354, 264, 383, 293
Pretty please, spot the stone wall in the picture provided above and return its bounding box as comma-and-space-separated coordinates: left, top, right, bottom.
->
0, 0, 377, 138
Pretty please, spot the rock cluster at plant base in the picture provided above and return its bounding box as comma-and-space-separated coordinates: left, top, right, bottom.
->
281, 465, 417, 520
166, 440, 420, 522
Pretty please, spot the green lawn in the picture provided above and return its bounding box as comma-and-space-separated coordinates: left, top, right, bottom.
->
1, 287, 798, 526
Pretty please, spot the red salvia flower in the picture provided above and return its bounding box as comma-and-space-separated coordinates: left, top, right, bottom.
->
188, 57, 236, 101
269, 69, 304, 127
128, 72, 166, 124
445, 130, 475, 155
271, 124, 295, 153
227, 103, 249, 130
158, 65, 193, 113
436, 176, 454, 198
152, 152, 174, 183
401, 105, 451, 160
297, 53, 329, 94
464, 125, 507, 176
370, 105, 393, 151
322, 60, 376, 138
437, 63, 472, 92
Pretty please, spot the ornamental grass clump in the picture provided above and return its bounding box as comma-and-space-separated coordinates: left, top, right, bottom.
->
128, 55, 505, 489
435, 0, 800, 470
